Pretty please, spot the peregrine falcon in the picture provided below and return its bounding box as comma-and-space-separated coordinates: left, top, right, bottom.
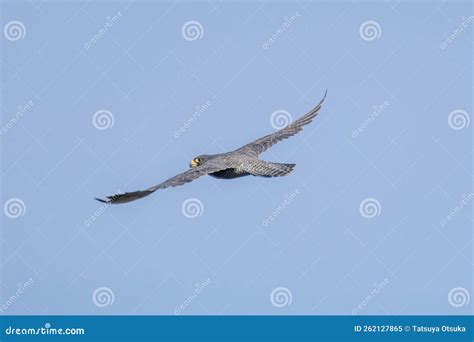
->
96, 91, 327, 204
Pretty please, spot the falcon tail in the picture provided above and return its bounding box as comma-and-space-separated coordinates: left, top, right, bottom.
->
249, 161, 296, 177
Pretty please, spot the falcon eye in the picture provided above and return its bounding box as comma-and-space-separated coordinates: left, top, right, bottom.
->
190, 158, 202, 167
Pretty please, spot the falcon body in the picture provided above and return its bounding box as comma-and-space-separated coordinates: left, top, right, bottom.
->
191, 153, 295, 180
96, 91, 327, 204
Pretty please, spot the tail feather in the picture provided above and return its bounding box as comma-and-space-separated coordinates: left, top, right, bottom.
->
248, 161, 296, 178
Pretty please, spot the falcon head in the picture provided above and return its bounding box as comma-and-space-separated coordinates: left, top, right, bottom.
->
190, 155, 210, 168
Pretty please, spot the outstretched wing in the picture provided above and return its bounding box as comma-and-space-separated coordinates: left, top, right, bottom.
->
95, 164, 223, 204
237, 91, 327, 157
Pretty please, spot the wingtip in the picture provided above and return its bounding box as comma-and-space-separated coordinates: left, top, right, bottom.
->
95, 197, 110, 204
311, 89, 328, 111
321, 89, 328, 104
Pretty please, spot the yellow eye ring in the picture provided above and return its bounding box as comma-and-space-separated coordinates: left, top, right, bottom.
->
191, 158, 201, 167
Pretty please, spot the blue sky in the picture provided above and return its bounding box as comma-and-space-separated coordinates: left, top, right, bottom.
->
1, 0, 472, 315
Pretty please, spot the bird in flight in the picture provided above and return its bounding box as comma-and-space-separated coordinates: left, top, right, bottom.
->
96, 91, 327, 204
